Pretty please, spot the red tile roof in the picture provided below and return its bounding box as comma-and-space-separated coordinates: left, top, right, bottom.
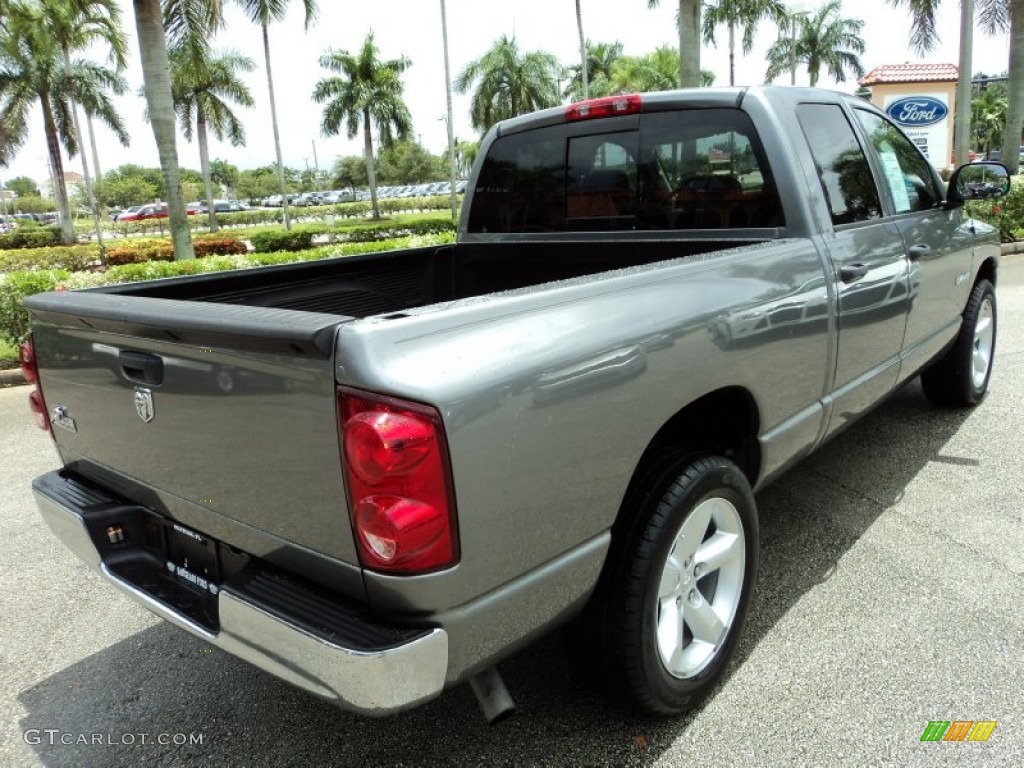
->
859, 63, 959, 86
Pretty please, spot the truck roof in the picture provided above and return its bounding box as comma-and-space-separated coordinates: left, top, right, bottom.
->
494, 86, 870, 138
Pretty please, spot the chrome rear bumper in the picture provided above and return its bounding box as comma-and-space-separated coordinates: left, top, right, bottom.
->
33, 472, 448, 716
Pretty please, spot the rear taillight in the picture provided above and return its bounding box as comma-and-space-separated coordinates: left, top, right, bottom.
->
21, 336, 50, 433
338, 387, 458, 574
566, 93, 642, 122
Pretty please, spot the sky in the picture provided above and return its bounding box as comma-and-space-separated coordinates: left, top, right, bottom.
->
0, 0, 1014, 187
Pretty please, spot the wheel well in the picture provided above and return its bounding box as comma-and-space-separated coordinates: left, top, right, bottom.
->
977, 257, 997, 288
628, 387, 761, 494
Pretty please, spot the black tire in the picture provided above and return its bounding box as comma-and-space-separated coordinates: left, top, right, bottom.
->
921, 279, 997, 407
594, 453, 759, 716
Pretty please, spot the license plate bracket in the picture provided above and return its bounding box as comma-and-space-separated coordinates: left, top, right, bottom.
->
165, 521, 220, 594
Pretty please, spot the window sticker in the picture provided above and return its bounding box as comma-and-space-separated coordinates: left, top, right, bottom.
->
877, 142, 912, 213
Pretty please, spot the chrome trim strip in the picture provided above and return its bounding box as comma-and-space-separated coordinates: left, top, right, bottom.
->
33, 487, 448, 716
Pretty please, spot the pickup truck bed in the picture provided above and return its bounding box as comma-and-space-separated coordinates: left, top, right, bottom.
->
83, 238, 766, 316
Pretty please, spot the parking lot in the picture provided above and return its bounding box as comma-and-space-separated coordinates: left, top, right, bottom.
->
2, 258, 1022, 767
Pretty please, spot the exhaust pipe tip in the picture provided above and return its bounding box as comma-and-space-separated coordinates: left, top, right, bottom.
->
468, 666, 516, 725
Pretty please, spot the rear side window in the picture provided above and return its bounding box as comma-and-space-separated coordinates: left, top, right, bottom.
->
467, 108, 783, 233
797, 103, 882, 226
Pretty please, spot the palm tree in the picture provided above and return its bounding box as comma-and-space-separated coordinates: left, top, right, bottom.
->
575, 0, 589, 99
132, 0, 193, 259
971, 83, 1007, 156
976, 1, 1021, 172
42, 0, 128, 249
236, 0, 318, 232
455, 35, 560, 134
702, 0, 788, 86
564, 41, 624, 100
313, 32, 413, 220
888, 0, 1014, 170
607, 46, 716, 93
646, 0, 701, 87
764, 1, 865, 87
1003, 1, 1024, 172
170, 47, 255, 232
0, 5, 128, 244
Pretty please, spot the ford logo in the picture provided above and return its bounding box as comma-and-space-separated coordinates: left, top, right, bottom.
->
886, 96, 948, 127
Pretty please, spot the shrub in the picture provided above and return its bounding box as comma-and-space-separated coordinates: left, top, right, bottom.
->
0, 231, 452, 344
193, 237, 249, 257
0, 336, 19, 369
0, 269, 70, 344
105, 239, 175, 266
0, 227, 60, 250
249, 229, 315, 252
966, 174, 1024, 242
0, 244, 100, 272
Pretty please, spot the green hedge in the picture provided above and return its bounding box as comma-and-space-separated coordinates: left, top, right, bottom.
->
0, 227, 61, 250
104, 236, 247, 265
0, 231, 454, 347
249, 229, 315, 253
4, 216, 451, 276
966, 174, 1024, 242
0, 244, 100, 272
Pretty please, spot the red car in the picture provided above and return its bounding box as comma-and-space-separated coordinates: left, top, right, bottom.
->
118, 203, 168, 222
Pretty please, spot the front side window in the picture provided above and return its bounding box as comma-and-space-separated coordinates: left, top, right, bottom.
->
467, 108, 783, 233
797, 103, 882, 226
854, 110, 942, 214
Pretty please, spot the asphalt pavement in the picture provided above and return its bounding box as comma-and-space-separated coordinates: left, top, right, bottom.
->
2, 259, 1022, 767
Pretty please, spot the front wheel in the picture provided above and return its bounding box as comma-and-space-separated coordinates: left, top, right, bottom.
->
597, 454, 759, 716
921, 278, 996, 407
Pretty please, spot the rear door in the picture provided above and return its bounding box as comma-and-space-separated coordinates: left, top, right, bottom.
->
851, 108, 974, 381
796, 103, 911, 438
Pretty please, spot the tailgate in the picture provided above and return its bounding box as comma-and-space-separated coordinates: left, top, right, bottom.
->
26, 292, 362, 570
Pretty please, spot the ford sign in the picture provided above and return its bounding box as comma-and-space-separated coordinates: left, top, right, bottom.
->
886, 96, 948, 127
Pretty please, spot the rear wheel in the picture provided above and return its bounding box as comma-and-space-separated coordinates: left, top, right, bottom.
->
595, 453, 758, 715
921, 279, 996, 407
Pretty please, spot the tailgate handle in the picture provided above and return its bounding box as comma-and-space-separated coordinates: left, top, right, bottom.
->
120, 351, 164, 386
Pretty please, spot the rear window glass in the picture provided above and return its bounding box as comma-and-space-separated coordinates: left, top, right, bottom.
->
467, 108, 783, 233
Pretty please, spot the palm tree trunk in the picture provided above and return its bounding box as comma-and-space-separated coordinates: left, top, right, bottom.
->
364, 108, 380, 220
1002, 1, 1024, 175
62, 48, 105, 256
440, 0, 458, 221
133, 0, 193, 260
576, 0, 588, 99
87, 113, 103, 184
40, 93, 75, 245
953, 0, 973, 168
197, 105, 218, 233
727, 21, 735, 87
678, 0, 701, 87
263, 21, 291, 231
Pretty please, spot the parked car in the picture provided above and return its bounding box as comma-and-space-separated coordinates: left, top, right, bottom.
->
199, 200, 248, 214
117, 203, 196, 222
982, 146, 1024, 167
117, 204, 149, 222
264, 195, 283, 207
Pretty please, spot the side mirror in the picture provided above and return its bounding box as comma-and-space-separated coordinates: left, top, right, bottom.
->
947, 162, 1010, 206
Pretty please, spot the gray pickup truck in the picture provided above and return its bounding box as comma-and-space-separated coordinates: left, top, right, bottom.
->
23, 86, 1006, 721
